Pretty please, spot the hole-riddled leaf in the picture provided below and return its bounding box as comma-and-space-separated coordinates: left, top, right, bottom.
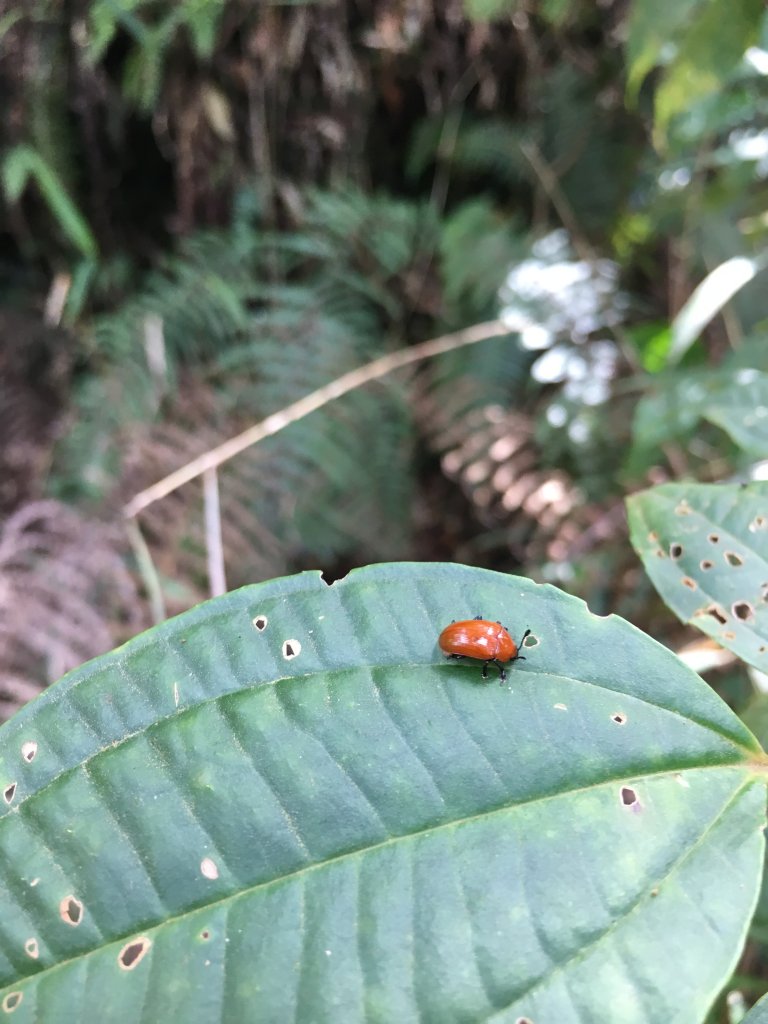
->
628, 482, 768, 672
0, 563, 764, 1022
743, 991, 768, 1022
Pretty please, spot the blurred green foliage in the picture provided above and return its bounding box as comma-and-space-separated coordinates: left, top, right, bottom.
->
2, 1, 768, 1013
0, 0, 766, 667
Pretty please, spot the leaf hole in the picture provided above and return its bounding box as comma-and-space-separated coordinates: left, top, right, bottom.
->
282, 639, 301, 660
647, 531, 658, 542
669, 543, 683, 559
759, 646, 767, 654
620, 786, 639, 808
761, 584, 768, 602
732, 601, 754, 622
695, 604, 728, 625
1, 992, 22, 1013
749, 516, 767, 532
675, 501, 692, 515
3, 783, 17, 805
252, 614, 268, 631
59, 896, 83, 926
200, 857, 219, 880
118, 937, 152, 970
655, 549, 666, 558
681, 577, 696, 590
21, 742, 37, 763
708, 533, 720, 544
650, 887, 659, 897
700, 560, 713, 570
722, 630, 736, 640
724, 551, 744, 567
611, 713, 627, 725
515, 1018, 534, 1024
23, 938, 38, 959
201, 930, 211, 941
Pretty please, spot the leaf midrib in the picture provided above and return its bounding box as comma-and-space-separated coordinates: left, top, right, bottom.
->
2, 661, 756, 824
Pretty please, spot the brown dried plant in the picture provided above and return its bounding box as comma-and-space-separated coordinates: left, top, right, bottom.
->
0, 501, 146, 719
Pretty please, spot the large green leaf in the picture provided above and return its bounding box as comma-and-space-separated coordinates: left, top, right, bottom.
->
0, 563, 764, 1022
744, 991, 768, 1022
628, 483, 768, 673
742, 696, 768, 945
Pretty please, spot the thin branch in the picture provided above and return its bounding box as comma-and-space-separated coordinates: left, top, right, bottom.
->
44, 272, 71, 326
519, 140, 594, 264
519, 140, 643, 373
124, 318, 521, 518
126, 519, 167, 623
203, 467, 226, 597
143, 313, 168, 401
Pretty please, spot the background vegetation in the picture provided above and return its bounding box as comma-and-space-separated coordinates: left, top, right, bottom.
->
0, 1, 767, 1012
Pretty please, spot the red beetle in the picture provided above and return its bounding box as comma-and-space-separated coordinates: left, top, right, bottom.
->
438, 617, 530, 684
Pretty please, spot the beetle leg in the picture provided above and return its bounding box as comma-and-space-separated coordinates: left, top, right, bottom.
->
474, 615, 484, 620
482, 660, 507, 683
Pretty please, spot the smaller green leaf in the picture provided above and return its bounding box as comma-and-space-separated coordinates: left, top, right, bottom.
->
0, 10, 23, 42
704, 369, 768, 456
86, 0, 149, 64
122, 39, 164, 111
742, 991, 768, 1023
541, 0, 572, 26
63, 260, 99, 324
626, 371, 706, 477
1, 146, 98, 260
624, 322, 673, 373
627, 368, 768, 473
627, 482, 768, 672
181, 0, 222, 56
1, 146, 36, 202
463, 0, 517, 19
668, 254, 768, 365
653, 0, 764, 140
624, 0, 699, 102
